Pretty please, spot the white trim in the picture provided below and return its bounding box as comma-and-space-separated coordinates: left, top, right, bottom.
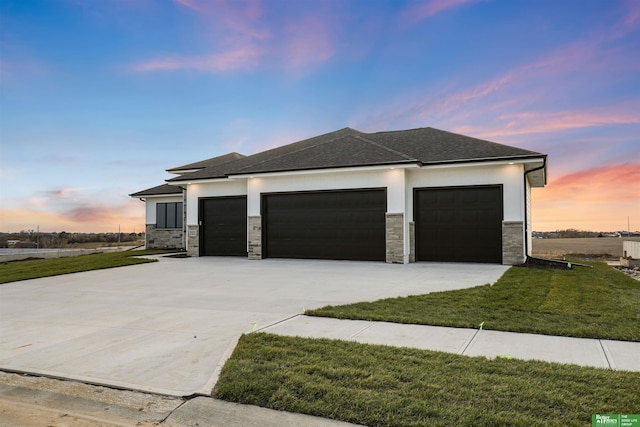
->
232, 163, 421, 179
419, 158, 544, 170
134, 193, 182, 199
167, 169, 200, 175
167, 177, 243, 185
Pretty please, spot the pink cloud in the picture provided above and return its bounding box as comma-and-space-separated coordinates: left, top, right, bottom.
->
400, 0, 479, 24
623, 0, 640, 29
174, 0, 270, 40
458, 103, 640, 139
532, 163, 640, 231
39, 188, 78, 199
0, 199, 145, 233
174, 0, 203, 12
131, 1, 348, 75
539, 163, 640, 203
282, 16, 334, 71
131, 44, 263, 72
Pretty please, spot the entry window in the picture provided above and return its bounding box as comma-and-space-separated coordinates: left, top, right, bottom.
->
157, 202, 183, 229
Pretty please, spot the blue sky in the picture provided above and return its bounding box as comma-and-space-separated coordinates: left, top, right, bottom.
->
1, 0, 639, 232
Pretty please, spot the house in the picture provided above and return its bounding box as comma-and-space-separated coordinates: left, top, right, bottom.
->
130, 127, 547, 264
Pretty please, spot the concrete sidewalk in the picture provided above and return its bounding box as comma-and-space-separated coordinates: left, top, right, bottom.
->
262, 315, 640, 371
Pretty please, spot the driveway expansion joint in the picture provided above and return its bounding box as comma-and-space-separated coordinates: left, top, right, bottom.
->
598, 340, 615, 370
346, 322, 376, 340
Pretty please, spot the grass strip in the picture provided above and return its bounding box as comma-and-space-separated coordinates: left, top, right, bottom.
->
307, 262, 640, 341
215, 333, 640, 427
0, 250, 172, 284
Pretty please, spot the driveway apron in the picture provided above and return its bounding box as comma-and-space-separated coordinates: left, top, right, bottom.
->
0, 256, 508, 396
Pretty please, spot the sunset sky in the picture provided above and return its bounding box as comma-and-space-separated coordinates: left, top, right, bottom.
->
1, 0, 638, 233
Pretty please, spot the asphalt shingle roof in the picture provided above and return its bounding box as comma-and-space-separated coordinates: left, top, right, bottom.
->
367, 127, 541, 164
167, 152, 246, 173
167, 127, 545, 183
130, 183, 182, 197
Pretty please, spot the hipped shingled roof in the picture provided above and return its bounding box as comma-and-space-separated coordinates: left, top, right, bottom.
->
167, 127, 544, 183
166, 152, 246, 173
129, 183, 182, 197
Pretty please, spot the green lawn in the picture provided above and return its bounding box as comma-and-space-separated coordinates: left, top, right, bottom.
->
0, 250, 172, 284
215, 333, 640, 427
307, 262, 640, 341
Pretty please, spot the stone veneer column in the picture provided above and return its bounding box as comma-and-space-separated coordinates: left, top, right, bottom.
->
408, 221, 416, 263
248, 216, 262, 260
385, 213, 404, 264
502, 221, 525, 265
187, 225, 199, 256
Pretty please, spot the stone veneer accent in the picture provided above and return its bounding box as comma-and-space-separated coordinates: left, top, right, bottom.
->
502, 221, 525, 265
408, 221, 416, 263
385, 213, 404, 264
187, 225, 199, 256
146, 224, 184, 250
248, 216, 262, 260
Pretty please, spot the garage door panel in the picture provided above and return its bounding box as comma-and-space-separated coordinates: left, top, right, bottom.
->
264, 190, 386, 261
200, 197, 247, 256
415, 186, 503, 263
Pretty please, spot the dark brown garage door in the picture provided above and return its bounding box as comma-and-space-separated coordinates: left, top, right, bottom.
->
199, 196, 247, 256
263, 189, 386, 261
414, 186, 503, 263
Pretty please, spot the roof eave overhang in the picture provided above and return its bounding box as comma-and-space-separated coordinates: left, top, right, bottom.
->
229, 161, 421, 179
166, 168, 200, 175
167, 177, 231, 185
419, 155, 545, 168
129, 192, 183, 199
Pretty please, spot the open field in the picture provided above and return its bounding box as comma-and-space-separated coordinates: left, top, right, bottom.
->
532, 236, 640, 259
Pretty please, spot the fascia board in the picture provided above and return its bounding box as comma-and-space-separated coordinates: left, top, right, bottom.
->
419, 157, 545, 170
134, 193, 182, 198
167, 177, 244, 185
167, 168, 200, 175
230, 163, 421, 179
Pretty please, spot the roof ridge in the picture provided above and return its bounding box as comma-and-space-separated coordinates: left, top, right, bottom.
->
354, 134, 417, 162
231, 128, 363, 174
368, 126, 432, 135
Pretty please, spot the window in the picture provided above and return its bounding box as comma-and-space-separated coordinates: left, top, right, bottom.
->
156, 202, 183, 229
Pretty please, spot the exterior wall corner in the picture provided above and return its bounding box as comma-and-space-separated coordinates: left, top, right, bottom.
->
385, 212, 405, 264
408, 221, 416, 263
502, 221, 525, 265
248, 215, 262, 260
187, 225, 199, 256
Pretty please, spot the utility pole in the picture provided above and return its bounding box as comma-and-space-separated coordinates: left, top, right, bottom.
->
36, 225, 40, 249
118, 224, 121, 244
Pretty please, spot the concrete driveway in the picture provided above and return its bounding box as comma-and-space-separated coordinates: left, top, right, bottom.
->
0, 256, 508, 396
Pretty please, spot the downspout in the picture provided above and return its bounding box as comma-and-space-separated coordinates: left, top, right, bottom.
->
523, 157, 547, 259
